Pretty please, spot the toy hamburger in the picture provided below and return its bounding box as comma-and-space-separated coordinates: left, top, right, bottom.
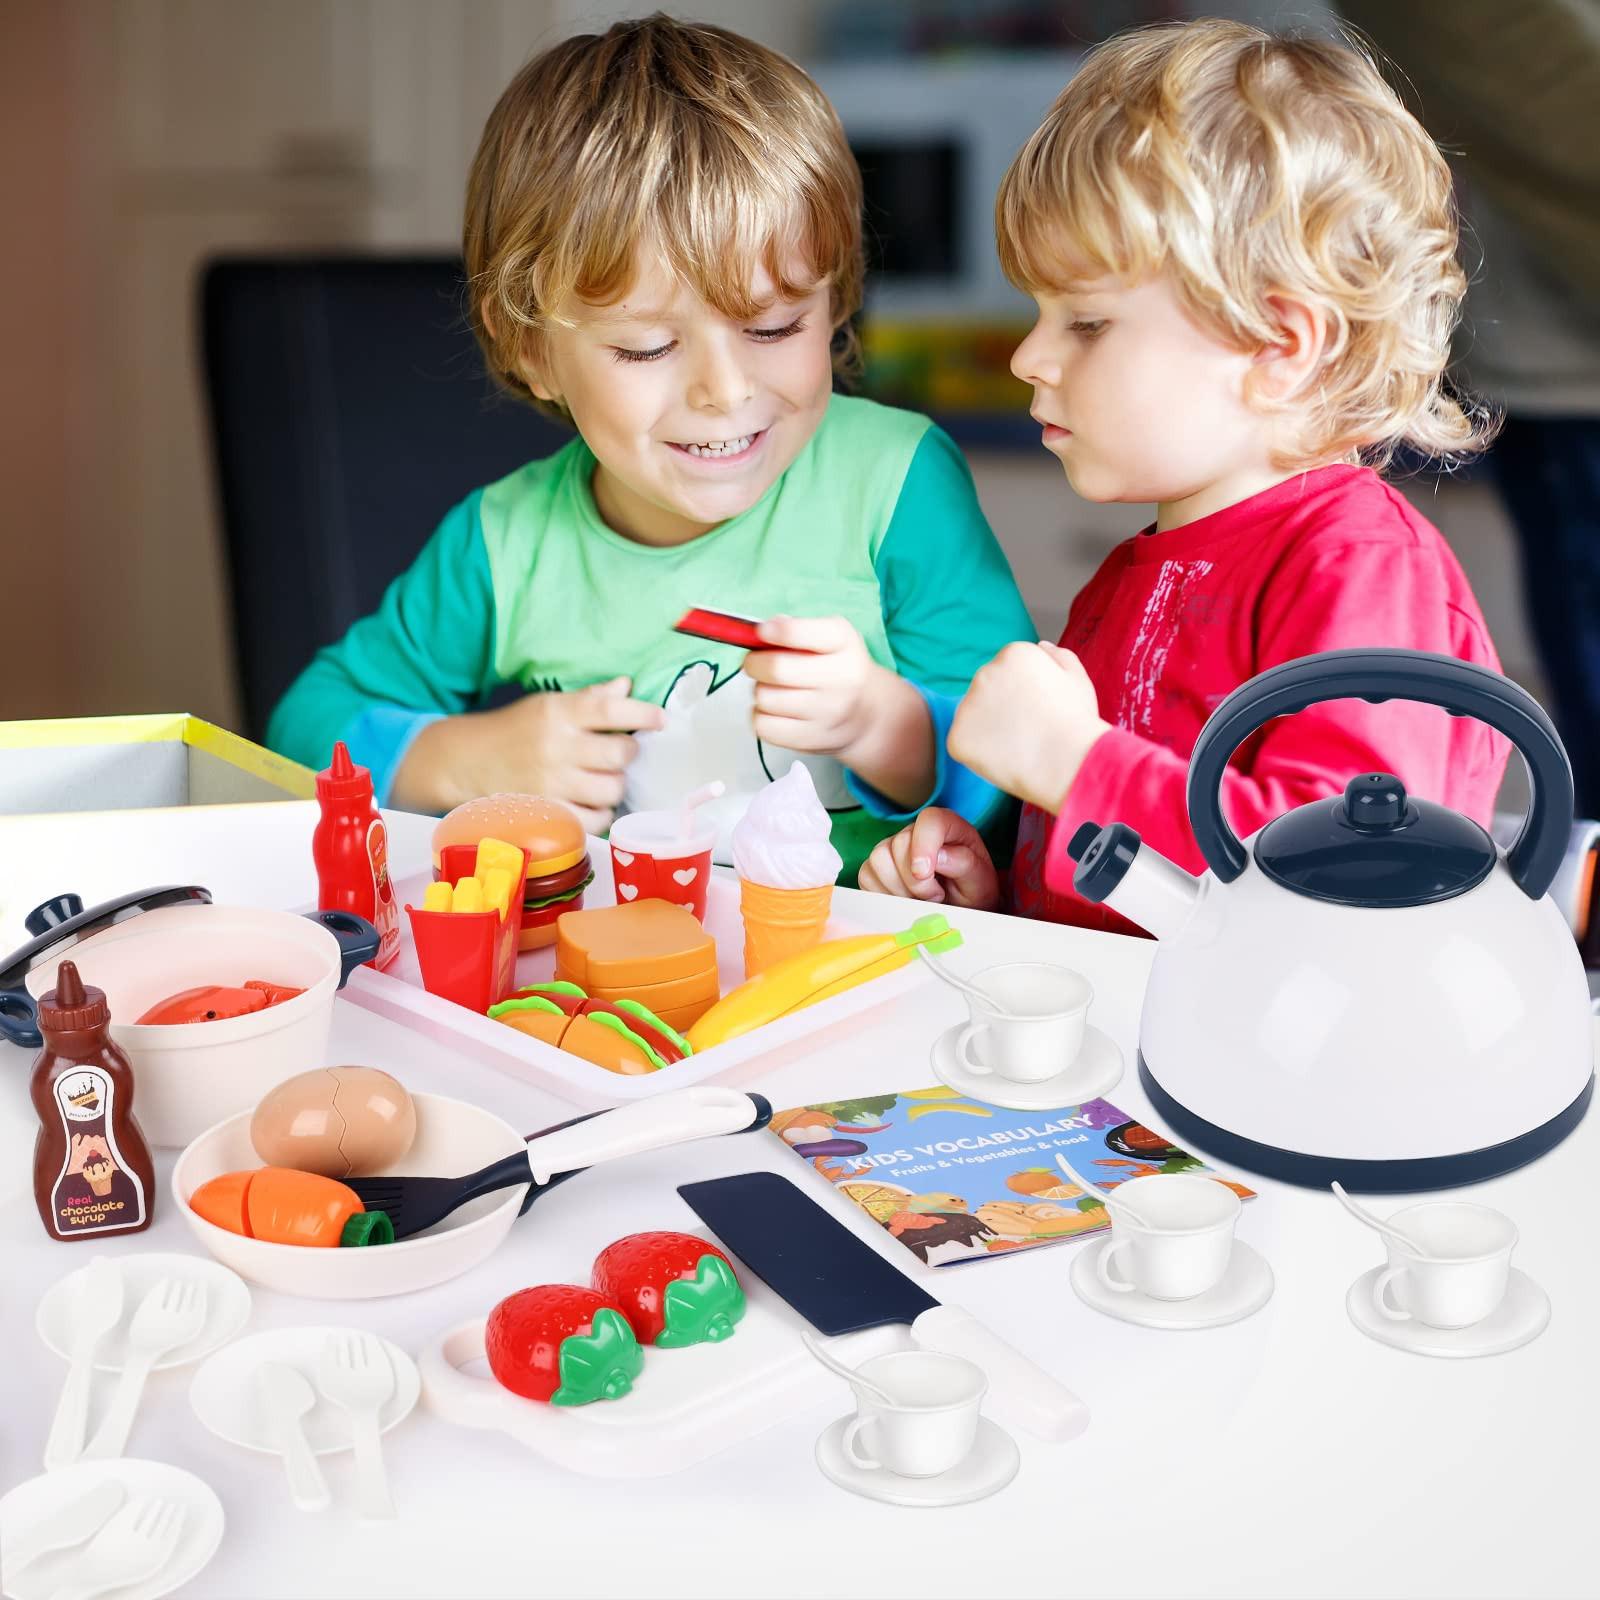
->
432, 795, 593, 951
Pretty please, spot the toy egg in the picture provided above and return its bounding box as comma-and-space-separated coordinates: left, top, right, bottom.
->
249, 1065, 416, 1178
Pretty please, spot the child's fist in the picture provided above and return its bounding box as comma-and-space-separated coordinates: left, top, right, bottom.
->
948, 642, 1109, 813
857, 807, 1001, 912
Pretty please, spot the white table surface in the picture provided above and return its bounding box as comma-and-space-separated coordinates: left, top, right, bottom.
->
0, 801, 1592, 1600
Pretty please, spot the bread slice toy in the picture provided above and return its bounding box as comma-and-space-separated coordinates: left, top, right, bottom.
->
487, 983, 693, 1075
554, 900, 720, 1027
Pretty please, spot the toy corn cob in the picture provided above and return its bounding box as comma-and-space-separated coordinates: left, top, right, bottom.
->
685, 914, 961, 1051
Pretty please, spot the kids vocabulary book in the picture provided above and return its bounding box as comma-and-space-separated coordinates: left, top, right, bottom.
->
768, 1088, 1254, 1267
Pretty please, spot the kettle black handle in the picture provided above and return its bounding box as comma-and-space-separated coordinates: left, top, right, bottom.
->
1187, 648, 1573, 900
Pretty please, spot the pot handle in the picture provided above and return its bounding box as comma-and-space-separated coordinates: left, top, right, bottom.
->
1187, 648, 1573, 901
303, 911, 381, 985
0, 988, 41, 1050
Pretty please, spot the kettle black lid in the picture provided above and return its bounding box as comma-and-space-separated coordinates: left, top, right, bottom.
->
1253, 773, 1497, 907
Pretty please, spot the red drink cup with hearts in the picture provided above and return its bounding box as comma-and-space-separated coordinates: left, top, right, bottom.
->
608, 811, 718, 922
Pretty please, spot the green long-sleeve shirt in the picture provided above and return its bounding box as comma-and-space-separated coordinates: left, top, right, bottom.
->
268, 394, 1033, 883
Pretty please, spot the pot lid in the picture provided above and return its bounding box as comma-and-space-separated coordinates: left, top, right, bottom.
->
1253, 774, 1496, 908
0, 886, 213, 994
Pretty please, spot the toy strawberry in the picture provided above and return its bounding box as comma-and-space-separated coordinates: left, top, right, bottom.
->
591, 1232, 745, 1349
485, 1284, 642, 1405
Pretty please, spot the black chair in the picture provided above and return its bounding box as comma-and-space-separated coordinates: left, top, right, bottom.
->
200, 255, 571, 742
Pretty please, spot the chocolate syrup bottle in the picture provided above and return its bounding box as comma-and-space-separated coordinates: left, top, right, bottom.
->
31, 961, 154, 1240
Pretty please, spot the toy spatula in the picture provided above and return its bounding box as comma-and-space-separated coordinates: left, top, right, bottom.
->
346, 1087, 772, 1239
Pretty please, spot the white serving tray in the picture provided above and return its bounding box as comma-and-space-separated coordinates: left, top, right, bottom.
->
417, 1232, 896, 1477
337, 842, 929, 1109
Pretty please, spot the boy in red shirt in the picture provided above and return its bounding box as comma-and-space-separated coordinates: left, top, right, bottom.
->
860, 19, 1508, 931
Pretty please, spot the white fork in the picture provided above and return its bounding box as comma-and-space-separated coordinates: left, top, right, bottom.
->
81, 1278, 208, 1459
43, 1496, 185, 1600
315, 1331, 396, 1519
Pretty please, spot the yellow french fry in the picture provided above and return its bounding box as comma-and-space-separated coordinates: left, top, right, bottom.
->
480, 866, 513, 921
423, 881, 454, 913
452, 877, 485, 915
474, 837, 523, 882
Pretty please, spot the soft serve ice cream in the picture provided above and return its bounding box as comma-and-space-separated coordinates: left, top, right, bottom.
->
732, 764, 843, 889
732, 766, 842, 975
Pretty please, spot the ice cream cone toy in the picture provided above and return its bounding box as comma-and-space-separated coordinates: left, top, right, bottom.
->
732, 765, 843, 976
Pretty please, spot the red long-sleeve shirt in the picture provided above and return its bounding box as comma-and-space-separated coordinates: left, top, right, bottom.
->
1008, 465, 1510, 933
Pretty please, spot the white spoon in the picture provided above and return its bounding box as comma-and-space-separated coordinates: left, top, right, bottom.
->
44, 1256, 125, 1469
1053, 1151, 1153, 1229
916, 947, 1009, 1011
801, 1333, 897, 1407
1331, 1181, 1438, 1259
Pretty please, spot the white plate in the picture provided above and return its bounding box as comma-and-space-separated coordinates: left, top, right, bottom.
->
338, 853, 930, 1109
931, 1020, 1123, 1111
1071, 1237, 1275, 1330
189, 1326, 420, 1454
36, 1253, 251, 1372
418, 1231, 896, 1478
0, 1459, 223, 1600
1345, 1266, 1550, 1358
815, 1414, 1019, 1507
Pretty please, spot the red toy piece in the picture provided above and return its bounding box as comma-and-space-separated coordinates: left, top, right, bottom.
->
137, 980, 305, 1025
314, 743, 401, 970
672, 607, 818, 653
590, 1231, 745, 1348
485, 1285, 643, 1406
406, 842, 528, 1013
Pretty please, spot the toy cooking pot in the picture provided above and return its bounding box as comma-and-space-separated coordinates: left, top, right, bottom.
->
0, 887, 378, 1147
1066, 648, 1594, 1192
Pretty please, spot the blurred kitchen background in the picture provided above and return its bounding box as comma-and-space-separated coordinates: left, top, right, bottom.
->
5, 0, 1593, 819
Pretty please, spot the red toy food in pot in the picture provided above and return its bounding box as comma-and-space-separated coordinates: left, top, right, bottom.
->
485, 1284, 643, 1405
137, 981, 305, 1025
590, 1232, 745, 1348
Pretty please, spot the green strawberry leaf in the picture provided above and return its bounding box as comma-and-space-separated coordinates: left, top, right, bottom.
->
656, 1253, 746, 1349
551, 1307, 643, 1405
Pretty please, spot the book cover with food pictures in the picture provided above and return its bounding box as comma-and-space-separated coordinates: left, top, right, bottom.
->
768, 1089, 1255, 1267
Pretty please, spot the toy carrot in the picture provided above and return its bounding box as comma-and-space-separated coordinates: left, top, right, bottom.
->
189, 1167, 392, 1246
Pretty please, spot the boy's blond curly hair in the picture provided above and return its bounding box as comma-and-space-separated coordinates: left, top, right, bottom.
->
465, 13, 863, 421
997, 19, 1492, 469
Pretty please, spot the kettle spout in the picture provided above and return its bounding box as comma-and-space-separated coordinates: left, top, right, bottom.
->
1067, 822, 1202, 942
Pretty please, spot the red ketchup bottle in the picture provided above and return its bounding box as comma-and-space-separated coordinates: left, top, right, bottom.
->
314, 742, 401, 969
31, 961, 155, 1241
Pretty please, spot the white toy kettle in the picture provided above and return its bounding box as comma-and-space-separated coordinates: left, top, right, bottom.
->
1067, 648, 1594, 1192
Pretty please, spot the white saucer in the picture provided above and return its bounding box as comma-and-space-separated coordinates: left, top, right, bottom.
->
0, 1459, 224, 1600
1071, 1237, 1274, 1329
1345, 1267, 1550, 1358
930, 1021, 1123, 1110
189, 1325, 420, 1454
815, 1415, 1019, 1507
37, 1253, 252, 1373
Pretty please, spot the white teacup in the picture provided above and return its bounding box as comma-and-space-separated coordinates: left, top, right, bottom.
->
1371, 1201, 1517, 1329
1097, 1173, 1242, 1301
842, 1349, 986, 1479
955, 962, 1093, 1084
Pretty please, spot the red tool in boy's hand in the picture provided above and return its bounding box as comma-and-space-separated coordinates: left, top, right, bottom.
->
673, 607, 818, 653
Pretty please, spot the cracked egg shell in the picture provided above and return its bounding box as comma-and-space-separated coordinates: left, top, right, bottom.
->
249, 1065, 416, 1178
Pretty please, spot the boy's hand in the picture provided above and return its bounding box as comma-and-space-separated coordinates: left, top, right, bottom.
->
858, 808, 1001, 912
744, 615, 879, 756
395, 678, 665, 834
948, 642, 1110, 813
745, 615, 935, 809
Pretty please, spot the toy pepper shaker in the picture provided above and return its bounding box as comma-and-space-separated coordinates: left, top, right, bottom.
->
314, 741, 401, 969
31, 961, 155, 1241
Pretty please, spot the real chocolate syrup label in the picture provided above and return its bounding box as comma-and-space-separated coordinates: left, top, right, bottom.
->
49, 1068, 148, 1236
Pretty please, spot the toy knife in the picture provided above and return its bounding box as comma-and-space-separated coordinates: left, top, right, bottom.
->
678, 1171, 1090, 1443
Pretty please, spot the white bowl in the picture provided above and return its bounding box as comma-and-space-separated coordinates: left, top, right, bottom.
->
171, 1092, 528, 1298
24, 904, 368, 1147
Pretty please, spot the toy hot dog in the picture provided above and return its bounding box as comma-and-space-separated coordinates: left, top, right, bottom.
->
487, 982, 692, 1075
188, 1167, 392, 1246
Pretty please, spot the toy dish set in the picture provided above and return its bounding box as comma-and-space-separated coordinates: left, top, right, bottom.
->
1067, 649, 1595, 1192
340, 842, 936, 1111
0, 888, 378, 1146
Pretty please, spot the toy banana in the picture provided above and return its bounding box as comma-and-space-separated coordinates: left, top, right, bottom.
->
685, 914, 962, 1051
